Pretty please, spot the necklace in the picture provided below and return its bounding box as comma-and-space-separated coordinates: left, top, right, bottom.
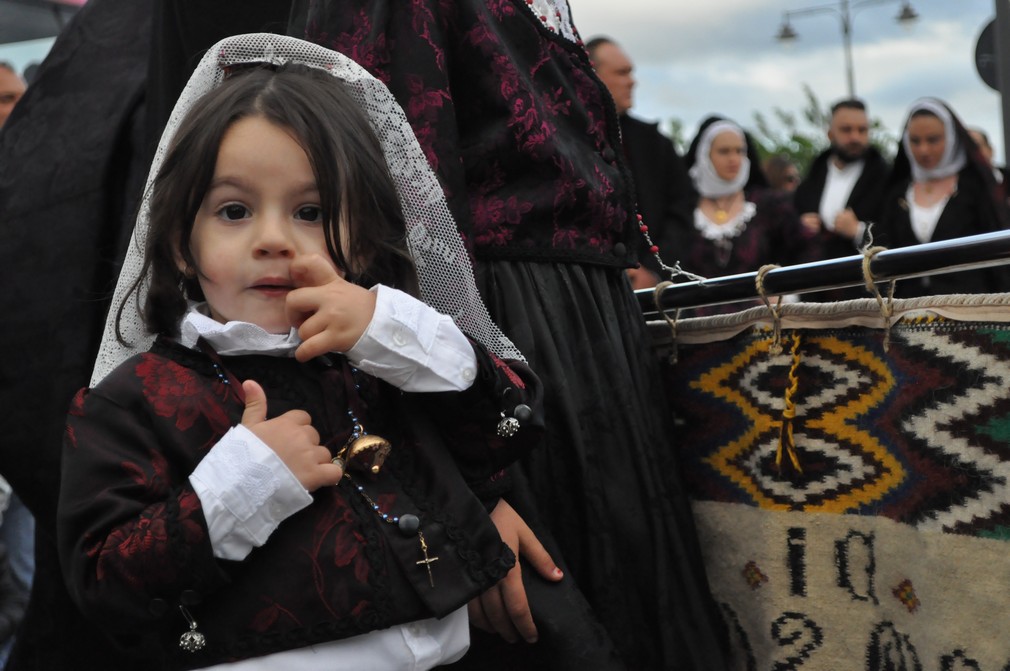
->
709, 194, 739, 223
333, 407, 391, 475
337, 366, 438, 587
347, 475, 439, 587
328, 364, 392, 475
919, 176, 956, 200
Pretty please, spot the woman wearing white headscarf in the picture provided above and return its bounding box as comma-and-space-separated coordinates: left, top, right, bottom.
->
876, 97, 1010, 296
676, 116, 819, 315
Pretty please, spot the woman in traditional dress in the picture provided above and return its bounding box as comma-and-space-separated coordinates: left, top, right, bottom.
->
291, 1, 729, 669
675, 116, 819, 315
876, 97, 1010, 297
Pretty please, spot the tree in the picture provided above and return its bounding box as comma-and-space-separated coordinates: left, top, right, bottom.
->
665, 117, 688, 155
748, 83, 895, 175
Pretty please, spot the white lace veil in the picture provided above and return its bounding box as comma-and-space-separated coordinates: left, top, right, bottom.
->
902, 97, 967, 183
91, 33, 522, 385
688, 120, 751, 199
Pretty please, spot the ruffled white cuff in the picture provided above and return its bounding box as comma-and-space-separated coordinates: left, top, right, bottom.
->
190, 425, 312, 561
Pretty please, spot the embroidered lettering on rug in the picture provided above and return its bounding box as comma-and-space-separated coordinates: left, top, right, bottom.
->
666, 318, 1010, 670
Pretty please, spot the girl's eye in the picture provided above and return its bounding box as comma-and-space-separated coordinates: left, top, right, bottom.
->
218, 204, 249, 221
295, 205, 323, 223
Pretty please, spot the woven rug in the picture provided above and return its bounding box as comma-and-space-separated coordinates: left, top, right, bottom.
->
653, 294, 1010, 670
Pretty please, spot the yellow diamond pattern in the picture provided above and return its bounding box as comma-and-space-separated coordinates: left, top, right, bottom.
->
692, 335, 906, 512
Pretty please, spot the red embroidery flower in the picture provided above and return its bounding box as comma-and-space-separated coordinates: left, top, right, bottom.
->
406, 75, 450, 122
136, 355, 231, 433
501, 195, 534, 227
96, 509, 169, 589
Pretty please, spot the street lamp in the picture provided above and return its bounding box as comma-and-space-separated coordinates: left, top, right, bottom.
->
775, 0, 919, 98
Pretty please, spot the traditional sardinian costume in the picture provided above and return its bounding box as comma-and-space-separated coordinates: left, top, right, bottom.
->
876, 97, 1010, 297
677, 117, 820, 316
293, 1, 730, 669
58, 35, 543, 669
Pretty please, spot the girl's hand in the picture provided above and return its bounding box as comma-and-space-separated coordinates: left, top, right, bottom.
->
240, 380, 343, 491
286, 254, 377, 362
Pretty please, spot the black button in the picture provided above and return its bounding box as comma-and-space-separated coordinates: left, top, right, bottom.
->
398, 514, 420, 535
612, 243, 627, 256
601, 147, 616, 162
148, 598, 168, 617
180, 589, 202, 606
513, 404, 533, 423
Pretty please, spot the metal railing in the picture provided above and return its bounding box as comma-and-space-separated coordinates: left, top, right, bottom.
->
638, 229, 1010, 318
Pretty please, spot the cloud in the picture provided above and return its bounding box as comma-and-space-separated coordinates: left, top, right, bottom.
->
575, 1, 1002, 159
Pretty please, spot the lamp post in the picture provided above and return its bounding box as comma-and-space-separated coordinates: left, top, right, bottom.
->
776, 0, 919, 98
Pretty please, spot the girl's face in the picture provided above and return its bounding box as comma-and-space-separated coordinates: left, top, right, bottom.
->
709, 131, 746, 181
182, 115, 340, 333
907, 114, 947, 171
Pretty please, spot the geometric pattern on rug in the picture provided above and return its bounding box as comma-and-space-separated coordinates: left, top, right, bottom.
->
899, 328, 1010, 537
668, 319, 1010, 540
696, 335, 902, 512
660, 309, 1010, 669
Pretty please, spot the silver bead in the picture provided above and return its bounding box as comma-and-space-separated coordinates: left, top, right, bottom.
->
180, 628, 206, 653
497, 415, 520, 437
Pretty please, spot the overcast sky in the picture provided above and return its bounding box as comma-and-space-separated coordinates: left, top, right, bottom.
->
1, 1, 1003, 161
572, 0, 1004, 161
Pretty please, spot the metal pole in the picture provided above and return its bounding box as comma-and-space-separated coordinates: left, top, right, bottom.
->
841, 0, 856, 97
50, 5, 65, 30
638, 230, 1010, 315
997, 0, 1010, 166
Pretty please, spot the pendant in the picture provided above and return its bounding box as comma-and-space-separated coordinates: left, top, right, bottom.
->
178, 606, 206, 653
415, 530, 440, 588
338, 434, 392, 475
180, 626, 206, 653
497, 412, 520, 437
715, 209, 728, 223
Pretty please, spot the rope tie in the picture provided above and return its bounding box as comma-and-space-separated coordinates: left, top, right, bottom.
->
755, 264, 783, 355
776, 331, 804, 474
653, 280, 680, 364
861, 245, 895, 351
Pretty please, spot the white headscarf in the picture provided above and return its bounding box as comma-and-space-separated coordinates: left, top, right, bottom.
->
91, 34, 523, 385
688, 120, 751, 198
902, 97, 967, 182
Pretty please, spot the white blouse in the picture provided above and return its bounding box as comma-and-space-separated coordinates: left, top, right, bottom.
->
907, 184, 952, 244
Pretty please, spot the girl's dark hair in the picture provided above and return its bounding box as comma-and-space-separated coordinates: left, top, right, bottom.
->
119, 63, 418, 339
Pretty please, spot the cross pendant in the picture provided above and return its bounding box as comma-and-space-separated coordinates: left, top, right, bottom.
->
415, 531, 439, 588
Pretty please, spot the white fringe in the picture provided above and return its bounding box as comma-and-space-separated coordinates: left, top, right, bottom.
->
648, 293, 1010, 346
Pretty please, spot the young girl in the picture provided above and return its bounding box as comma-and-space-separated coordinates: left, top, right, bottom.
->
58, 37, 542, 670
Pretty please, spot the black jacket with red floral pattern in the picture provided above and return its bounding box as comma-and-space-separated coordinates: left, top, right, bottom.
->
58, 337, 542, 669
302, 0, 640, 268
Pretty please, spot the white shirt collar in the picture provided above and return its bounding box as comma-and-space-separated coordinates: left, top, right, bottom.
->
179, 304, 301, 357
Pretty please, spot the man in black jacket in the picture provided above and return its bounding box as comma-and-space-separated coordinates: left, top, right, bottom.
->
587, 36, 691, 289
794, 98, 889, 300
